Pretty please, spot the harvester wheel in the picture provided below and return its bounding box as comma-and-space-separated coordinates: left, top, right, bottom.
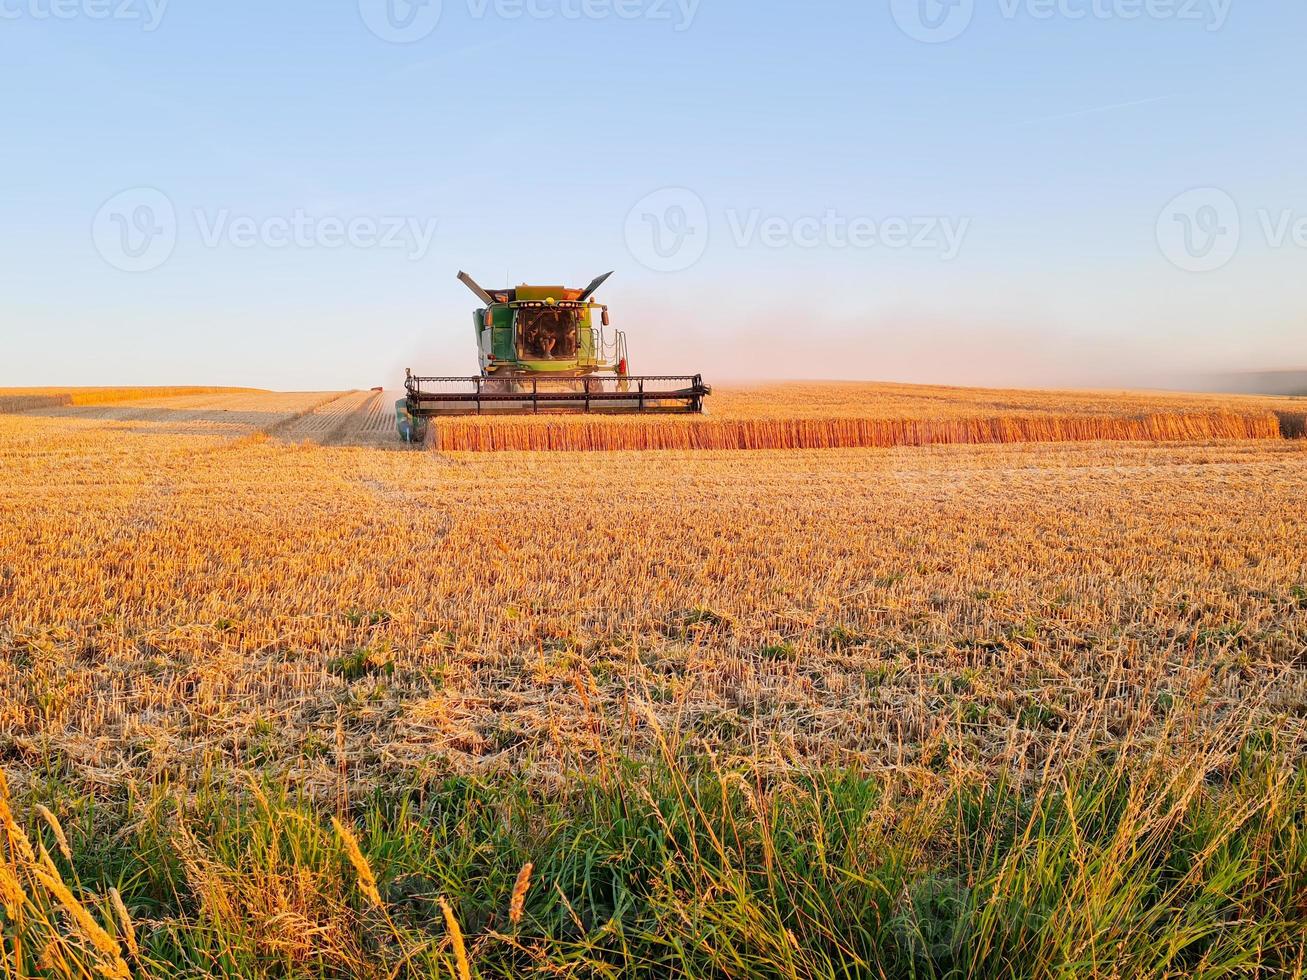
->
396, 398, 429, 445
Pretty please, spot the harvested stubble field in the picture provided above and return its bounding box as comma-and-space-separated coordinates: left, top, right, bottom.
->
1, 383, 1305, 977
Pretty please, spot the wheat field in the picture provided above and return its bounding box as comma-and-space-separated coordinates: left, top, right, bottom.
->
0, 384, 1304, 977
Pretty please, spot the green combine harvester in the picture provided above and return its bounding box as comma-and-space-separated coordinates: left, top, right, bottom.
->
398, 271, 711, 442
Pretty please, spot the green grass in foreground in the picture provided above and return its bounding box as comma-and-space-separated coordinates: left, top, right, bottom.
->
2, 741, 1304, 979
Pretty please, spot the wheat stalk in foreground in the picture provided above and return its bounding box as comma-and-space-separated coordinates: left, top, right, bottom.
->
33, 847, 132, 980
440, 896, 473, 980
332, 817, 383, 908
109, 887, 141, 960
35, 804, 72, 863
509, 862, 533, 925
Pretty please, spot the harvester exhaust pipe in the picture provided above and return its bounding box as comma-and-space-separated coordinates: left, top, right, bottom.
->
577, 271, 614, 303
457, 271, 497, 307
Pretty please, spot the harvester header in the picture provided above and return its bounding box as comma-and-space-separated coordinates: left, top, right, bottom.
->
398, 271, 711, 441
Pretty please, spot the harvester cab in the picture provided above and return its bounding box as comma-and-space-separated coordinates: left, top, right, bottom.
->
398, 271, 711, 442
460, 271, 625, 379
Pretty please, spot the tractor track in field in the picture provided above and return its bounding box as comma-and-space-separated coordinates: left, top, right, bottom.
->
266, 390, 401, 448
260, 391, 359, 440
316, 390, 407, 449
319, 390, 387, 446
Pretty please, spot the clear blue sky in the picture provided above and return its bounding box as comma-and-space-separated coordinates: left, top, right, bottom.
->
2, 0, 1304, 389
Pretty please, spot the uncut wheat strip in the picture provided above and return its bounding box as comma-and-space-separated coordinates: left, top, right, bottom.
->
1276, 411, 1307, 439
0, 395, 73, 413
0, 387, 262, 415
430, 410, 1284, 453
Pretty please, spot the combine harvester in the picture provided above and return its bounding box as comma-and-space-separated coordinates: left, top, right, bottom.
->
398, 271, 711, 442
